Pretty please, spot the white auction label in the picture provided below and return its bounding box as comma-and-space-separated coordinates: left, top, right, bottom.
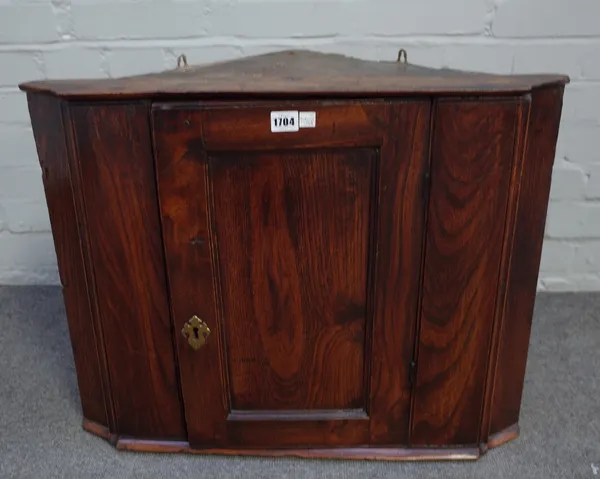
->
299, 111, 316, 128
270, 111, 299, 132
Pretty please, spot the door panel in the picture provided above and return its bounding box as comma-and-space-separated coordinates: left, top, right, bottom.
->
369, 101, 432, 445
210, 149, 375, 412
200, 103, 384, 150
71, 104, 185, 438
152, 108, 229, 446
410, 99, 522, 446
152, 100, 430, 448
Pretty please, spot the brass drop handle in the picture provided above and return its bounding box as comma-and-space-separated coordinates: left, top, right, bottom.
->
181, 315, 211, 350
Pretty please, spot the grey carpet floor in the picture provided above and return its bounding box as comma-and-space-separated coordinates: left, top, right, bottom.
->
0, 286, 598, 478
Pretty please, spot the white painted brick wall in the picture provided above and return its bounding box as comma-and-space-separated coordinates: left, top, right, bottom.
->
0, 0, 599, 291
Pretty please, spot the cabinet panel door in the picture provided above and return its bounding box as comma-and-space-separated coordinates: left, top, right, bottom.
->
152, 101, 430, 448
411, 99, 523, 446
211, 148, 374, 413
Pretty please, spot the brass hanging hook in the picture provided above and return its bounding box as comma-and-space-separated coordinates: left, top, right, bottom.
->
397, 48, 408, 64
176, 54, 189, 70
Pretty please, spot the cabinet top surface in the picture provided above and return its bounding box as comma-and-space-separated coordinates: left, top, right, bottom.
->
20, 50, 569, 100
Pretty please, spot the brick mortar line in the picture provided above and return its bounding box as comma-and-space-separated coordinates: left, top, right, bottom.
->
2, 35, 600, 51
0, 230, 53, 237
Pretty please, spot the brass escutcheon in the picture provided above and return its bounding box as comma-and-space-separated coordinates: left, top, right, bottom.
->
181, 315, 211, 350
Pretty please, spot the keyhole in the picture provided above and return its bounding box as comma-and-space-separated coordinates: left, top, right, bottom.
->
193, 327, 199, 339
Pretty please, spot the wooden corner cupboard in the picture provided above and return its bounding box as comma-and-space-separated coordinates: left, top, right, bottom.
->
20, 50, 568, 461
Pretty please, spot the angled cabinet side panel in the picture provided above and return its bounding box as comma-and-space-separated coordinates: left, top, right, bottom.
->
490, 86, 565, 435
411, 98, 522, 446
27, 93, 109, 427
66, 102, 186, 439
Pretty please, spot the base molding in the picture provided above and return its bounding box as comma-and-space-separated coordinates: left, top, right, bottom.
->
487, 423, 520, 449
82, 419, 520, 461
116, 439, 479, 461
82, 418, 118, 445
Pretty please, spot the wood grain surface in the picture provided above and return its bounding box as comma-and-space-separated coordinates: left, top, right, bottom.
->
27, 94, 109, 428
24, 70, 565, 454
490, 86, 565, 435
200, 102, 385, 150
114, 437, 480, 461
477, 96, 530, 445
153, 102, 383, 447
153, 107, 230, 446
411, 99, 521, 445
210, 149, 374, 411
19, 50, 568, 100
69, 103, 185, 438
225, 418, 370, 448
369, 100, 431, 445
152, 100, 427, 448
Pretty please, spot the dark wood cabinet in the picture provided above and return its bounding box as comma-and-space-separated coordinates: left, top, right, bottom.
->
21, 50, 567, 460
